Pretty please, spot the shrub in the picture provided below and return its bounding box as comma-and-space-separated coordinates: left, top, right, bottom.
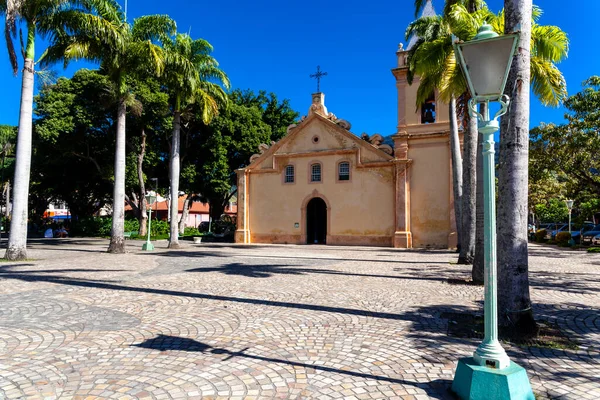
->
71, 217, 112, 237
183, 227, 201, 236
124, 219, 139, 233
588, 247, 600, 253
555, 231, 572, 246
535, 229, 547, 243
150, 219, 169, 236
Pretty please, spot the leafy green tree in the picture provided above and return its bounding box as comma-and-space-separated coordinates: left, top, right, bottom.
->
44, 6, 177, 253
161, 33, 229, 248
33, 69, 115, 222
185, 102, 271, 221
230, 89, 299, 141
534, 199, 568, 223
579, 199, 600, 224
32, 69, 171, 235
179, 90, 298, 224
1, 0, 117, 259
530, 76, 600, 225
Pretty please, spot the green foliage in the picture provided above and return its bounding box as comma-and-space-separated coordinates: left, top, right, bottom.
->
579, 199, 600, 223
124, 219, 140, 233
183, 227, 201, 236
530, 77, 600, 213
406, 3, 568, 107
0, 125, 16, 182
534, 199, 568, 223
230, 89, 299, 141
33, 69, 115, 219
535, 229, 547, 243
71, 217, 113, 237
555, 231, 572, 246
587, 247, 600, 253
31, 68, 173, 222
72, 217, 167, 237
180, 89, 298, 219
162, 33, 229, 119
149, 219, 170, 236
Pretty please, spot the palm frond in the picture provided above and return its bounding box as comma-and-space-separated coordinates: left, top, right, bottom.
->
131, 14, 175, 44
438, 50, 467, 102
532, 24, 569, 63
530, 57, 567, 107
3, 0, 21, 73
446, 4, 493, 41
123, 91, 142, 116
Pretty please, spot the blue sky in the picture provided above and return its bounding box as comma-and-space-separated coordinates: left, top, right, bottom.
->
0, 0, 598, 137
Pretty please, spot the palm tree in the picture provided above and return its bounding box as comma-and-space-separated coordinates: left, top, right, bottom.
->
407, 1, 490, 266
478, 4, 568, 290
43, 4, 176, 253
497, 0, 535, 335
161, 33, 229, 249
1, 0, 118, 260
407, 2, 568, 283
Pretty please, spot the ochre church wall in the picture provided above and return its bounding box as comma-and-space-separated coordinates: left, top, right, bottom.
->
246, 152, 395, 247
408, 136, 451, 248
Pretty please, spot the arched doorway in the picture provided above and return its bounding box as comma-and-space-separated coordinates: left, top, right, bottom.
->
306, 197, 327, 244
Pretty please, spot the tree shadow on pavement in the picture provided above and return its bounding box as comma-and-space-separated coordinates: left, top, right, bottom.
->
186, 262, 452, 280
156, 249, 446, 265
133, 334, 454, 399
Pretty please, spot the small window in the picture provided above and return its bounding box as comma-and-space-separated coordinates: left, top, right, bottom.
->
284, 165, 294, 183
338, 162, 350, 181
421, 92, 436, 124
311, 163, 322, 182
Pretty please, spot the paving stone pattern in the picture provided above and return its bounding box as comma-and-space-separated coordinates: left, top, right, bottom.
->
0, 239, 598, 399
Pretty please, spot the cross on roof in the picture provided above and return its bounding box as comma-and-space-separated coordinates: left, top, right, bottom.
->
310, 65, 328, 93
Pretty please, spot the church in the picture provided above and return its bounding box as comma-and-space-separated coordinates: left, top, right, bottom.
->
235, 5, 455, 249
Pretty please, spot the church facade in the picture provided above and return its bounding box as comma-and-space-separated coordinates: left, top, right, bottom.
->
235, 45, 456, 249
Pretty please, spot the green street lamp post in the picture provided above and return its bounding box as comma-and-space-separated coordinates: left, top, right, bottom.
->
566, 199, 574, 246
142, 191, 157, 251
451, 24, 534, 400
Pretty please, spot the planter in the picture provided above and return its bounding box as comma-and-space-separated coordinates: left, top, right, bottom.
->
193, 236, 202, 244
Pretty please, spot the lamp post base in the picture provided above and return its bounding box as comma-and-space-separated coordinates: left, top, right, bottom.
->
452, 357, 534, 400
473, 341, 511, 369
142, 242, 154, 251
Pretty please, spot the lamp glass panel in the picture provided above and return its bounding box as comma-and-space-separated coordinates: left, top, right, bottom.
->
146, 193, 157, 205
460, 36, 516, 98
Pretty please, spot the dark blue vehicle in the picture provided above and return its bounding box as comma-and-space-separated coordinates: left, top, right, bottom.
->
581, 224, 600, 245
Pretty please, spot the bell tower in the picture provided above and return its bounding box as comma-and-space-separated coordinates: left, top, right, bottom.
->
389, 0, 456, 249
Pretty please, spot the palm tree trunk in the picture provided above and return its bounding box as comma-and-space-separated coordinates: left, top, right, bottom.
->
498, 0, 537, 336
458, 110, 477, 264
168, 110, 181, 249
5, 57, 34, 261
108, 98, 127, 253
179, 192, 192, 235
137, 128, 147, 237
472, 104, 485, 284
449, 97, 463, 250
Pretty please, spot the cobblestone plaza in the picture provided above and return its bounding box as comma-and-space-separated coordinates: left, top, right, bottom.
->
0, 239, 598, 399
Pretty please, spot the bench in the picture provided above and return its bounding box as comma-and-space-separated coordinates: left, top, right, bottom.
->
124, 231, 136, 239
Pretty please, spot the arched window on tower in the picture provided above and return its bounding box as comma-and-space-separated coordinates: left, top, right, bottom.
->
421, 93, 436, 124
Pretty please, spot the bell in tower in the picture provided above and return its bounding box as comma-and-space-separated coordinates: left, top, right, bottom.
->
421, 94, 436, 124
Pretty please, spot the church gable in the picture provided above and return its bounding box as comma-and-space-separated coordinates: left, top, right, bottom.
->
246, 93, 393, 171
277, 116, 355, 154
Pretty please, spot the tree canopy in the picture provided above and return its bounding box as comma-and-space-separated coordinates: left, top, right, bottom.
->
529, 76, 600, 223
